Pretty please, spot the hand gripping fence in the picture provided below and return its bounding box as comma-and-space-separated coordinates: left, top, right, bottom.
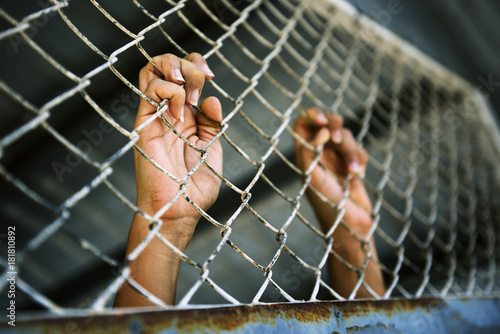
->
1, 0, 500, 314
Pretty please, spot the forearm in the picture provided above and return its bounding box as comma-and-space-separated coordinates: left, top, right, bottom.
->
317, 200, 385, 299
328, 232, 384, 299
117, 52, 221, 308
295, 109, 384, 299
114, 214, 196, 307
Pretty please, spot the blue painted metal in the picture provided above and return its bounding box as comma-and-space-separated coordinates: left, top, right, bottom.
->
2, 298, 500, 333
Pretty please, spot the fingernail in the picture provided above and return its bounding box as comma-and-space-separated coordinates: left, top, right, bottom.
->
348, 161, 361, 174
316, 112, 328, 124
190, 89, 199, 105
180, 108, 185, 123
202, 63, 215, 78
332, 130, 342, 144
174, 68, 184, 82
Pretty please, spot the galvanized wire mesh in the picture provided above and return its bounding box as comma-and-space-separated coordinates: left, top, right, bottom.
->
1, 0, 500, 314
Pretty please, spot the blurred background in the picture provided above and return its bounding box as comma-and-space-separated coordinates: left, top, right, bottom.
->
355, 0, 500, 122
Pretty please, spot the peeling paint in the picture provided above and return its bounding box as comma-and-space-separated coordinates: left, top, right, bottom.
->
3, 298, 500, 333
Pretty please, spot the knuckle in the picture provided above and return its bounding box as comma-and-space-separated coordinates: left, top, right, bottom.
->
139, 66, 150, 79
330, 114, 343, 127
186, 52, 202, 61
172, 87, 186, 100
153, 53, 178, 68
165, 53, 179, 62
143, 78, 161, 95
148, 77, 164, 87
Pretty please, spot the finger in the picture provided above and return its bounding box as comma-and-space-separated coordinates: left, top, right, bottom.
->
139, 62, 162, 92
358, 147, 368, 171
185, 53, 215, 79
326, 114, 343, 144
196, 96, 222, 143
293, 115, 315, 149
137, 78, 186, 122
152, 53, 185, 84
198, 96, 222, 123
294, 116, 314, 171
294, 115, 330, 174
338, 129, 362, 175
305, 107, 329, 127
139, 54, 185, 92
310, 127, 330, 147
180, 58, 205, 106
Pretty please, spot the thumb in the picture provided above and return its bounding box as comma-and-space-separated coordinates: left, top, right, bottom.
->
196, 96, 222, 143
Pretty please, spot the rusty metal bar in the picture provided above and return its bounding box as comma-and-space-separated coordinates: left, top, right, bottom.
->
3, 297, 500, 333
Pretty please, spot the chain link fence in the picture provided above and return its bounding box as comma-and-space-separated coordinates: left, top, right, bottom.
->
1, 0, 500, 314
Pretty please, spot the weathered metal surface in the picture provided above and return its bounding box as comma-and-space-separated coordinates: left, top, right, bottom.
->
2, 298, 500, 333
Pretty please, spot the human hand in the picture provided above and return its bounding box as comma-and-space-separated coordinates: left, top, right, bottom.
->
133, 53, 222, 237
114, 53, 222, 307
294, 108, 372, 238
294, 108, 384, 298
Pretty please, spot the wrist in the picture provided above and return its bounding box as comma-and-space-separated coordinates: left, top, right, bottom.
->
131, 212, 199, 251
